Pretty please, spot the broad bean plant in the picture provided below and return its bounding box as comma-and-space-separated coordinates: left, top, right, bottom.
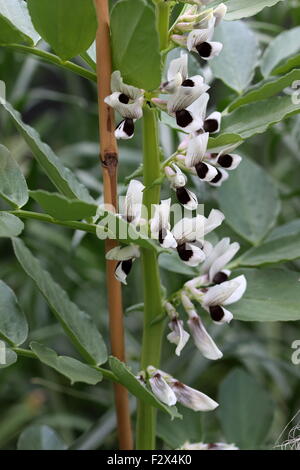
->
0, 0, 300, 451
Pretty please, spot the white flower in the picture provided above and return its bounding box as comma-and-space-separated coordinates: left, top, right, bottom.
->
201, 237, 240, 283
186, 131, 210, 168
104, 71, 144, 139
161, 53, 188, 93
187, 312, 223, 360
167, 75, 210, 116
122, 179, 145, 226
211, 148, 242, 170
167, 316, 190, 356
169, 378, 219, 411
106, 245, 140, 285
150, 199, 177, 248
201, 275, 247, 324
165, 164, 198, 211
187, 15, 223, 60
147, 367, 177, 406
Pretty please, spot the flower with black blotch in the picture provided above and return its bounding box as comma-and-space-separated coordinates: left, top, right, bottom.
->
147, 366, 218, 411
104, 71, 144, 140
201, 275, 247, 324
171, 210, 225, 266
106, 245, 140, 285
165, 164, 198, 210
122, 179, 145, 226
200, 237, 240, 284
150, 199, 177, 248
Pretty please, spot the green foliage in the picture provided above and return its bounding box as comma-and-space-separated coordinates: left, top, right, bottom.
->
261, 26, 300, 77
0, 281, 28, 346
17, 425, 66, 450
0, 0, 39, 46
0, 213, 24, 238
12, 238, 107, 366
27, 0, 97, 61
30, 342, 103, 385
211, 0, 285, 21
110, 0, 161, 90
218, 369, 274, 449
0, 145, 28, 208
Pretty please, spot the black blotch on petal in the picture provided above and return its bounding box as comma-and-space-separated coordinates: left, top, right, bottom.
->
123, 118, 134, 137
181, 79, 195, 87
177, 243, 193, 262
121, 259, 133, 276
196, 42, 212, 58
204, 119, 219, 133
211, 169, 222, 184
209, 305, 224, 321
218, 154, 233, 168
159, 228, 167, 245
176, 186, 190, 205
118, 93, 130, 104
176, 109, 193, 128
213, 272, 228, 284
195, 162, 209, 179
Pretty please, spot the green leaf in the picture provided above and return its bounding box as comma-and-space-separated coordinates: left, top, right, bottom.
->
110, 0, 161, 90
159, 252, 197, 277
218, 368, 274, 449
0, 212, 24, 238
30, 342, 103, 385
12, 238, 107, 365
0, 0, 39, 46
0, 144, 28, 208
228, 69, 300, 112
261, 26, 300, 77
231, 268, 300, 321
29, 190, 97, 221
210, 0, 284, 21
17, 425, 66, 450
267, 219, 300, 241
221, 95, 300, 139
239, 234, 300, 266
211, 21, 259, 93
0, 100, 94, 203
0, 281, 28, 346
109, 357, 182, 419
27, 0, 97, 61
158, 408, 202, 449
0, 345, 17, 369
218, 157, 280, 244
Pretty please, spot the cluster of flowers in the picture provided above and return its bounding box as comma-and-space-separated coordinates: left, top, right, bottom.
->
103, 0, 245, 422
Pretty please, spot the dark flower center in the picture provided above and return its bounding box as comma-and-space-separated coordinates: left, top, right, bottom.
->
177, 243, 193, 262
209, 305, 224, 321
211, 169, 222, 184
176, 187, 190, 205
120, 259, 133, 275
175, 109, 193, 128
181, 79, 195, 87
196, 42, 212, 58
195, 161, 209, 179
204, 119, 219, 133
118, 93, 130, 104
213, 272, 228, 284
218, 154, 233, 168
123, 118, 134, 136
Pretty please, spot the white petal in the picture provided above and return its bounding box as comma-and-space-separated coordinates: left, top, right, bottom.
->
204, 209, 225, 235
188, 314, 223, 360
209, 242, 240, 282
202, 279, 240, 306
150, 198, 171, 234
115, 119, 134, 140
195, 161, 218, 181
217, 152, 242, 170
223, 275, 247, 305
149, 374, 177, 406
124, 179, 145, 223
187, 27, 214, 52
106, 245, 140, 261
172, 217, 197, 242
186, 132, 209, 167
167, 318, 190, 356
170, 380, 219, 411
104, 92, 143, 119
211, 306, 233, 325
114, 259, 134, 285
213, 3, 227, 26
204, 111, 222, 134
167, 76, 210, 115
111, 70, 143, 100
165, 164, 187, 188
175, 186, 198, 210
203, 41, 223, 60
161, 230, 178, 249
167, 53, 188, 83
208, 168, 229, 187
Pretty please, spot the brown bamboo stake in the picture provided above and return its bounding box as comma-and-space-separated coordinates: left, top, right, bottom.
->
94, 0, 133, 450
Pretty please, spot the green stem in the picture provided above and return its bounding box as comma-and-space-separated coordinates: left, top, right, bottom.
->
156, 2, 171, 51
136, 105, 164, 450
2, 44, 97, 82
